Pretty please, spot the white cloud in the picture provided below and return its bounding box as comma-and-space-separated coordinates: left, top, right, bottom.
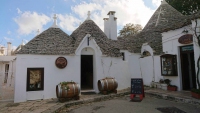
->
69, 0, 156, 31
14, 10, 51, 35
12, 46, 17, 50
58, 14, 81, 32
17, 8, 22, 14
152, 0, 161, 7
4, 37, 14, 42
71, 2, 102, 18
23, 39, 29, 44
7, 31, 11, 35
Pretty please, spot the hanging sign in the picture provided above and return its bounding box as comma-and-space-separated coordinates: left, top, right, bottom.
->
55, 57, 68, 69
178, 34, 193, 44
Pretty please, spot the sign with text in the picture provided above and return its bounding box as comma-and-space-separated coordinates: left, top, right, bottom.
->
131, 78, 143, 94
178, 34, 193, 44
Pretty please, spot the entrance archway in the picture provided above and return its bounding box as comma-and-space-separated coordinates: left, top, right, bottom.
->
180, 45, 196, 90
81, 47, 95, 90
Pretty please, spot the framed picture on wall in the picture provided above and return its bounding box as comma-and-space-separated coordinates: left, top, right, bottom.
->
160, 54, 177, 76
27, 68, 44, 91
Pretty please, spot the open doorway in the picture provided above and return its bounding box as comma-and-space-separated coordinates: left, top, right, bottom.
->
180, 45, 196, 90
81, 55, 93, 90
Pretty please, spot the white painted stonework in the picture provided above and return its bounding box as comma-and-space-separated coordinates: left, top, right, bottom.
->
14, 34, 131, 102
162, 24, 197, 91
192, 19, 200, 89
13, 7, 200, 103
0, 56, 16, 101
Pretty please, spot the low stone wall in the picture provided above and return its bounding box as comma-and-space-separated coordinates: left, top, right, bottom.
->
145, 92, 200, 105
151, 82, 167, 90
42, 90, 130, 113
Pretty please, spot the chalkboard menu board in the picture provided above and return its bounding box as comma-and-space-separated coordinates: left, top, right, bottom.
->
131, 78, 143, 94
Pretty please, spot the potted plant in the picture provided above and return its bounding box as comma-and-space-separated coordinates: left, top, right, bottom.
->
159, 79, 167, 90
164, 79, 177, 91
167, 85, 177, 91
191, 89, 200, 99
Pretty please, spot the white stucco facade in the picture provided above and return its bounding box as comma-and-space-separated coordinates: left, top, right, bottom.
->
192, 19, 200, 89
0, 56, 16, 101
161, 24, 198, 91
14, 34, 131, 103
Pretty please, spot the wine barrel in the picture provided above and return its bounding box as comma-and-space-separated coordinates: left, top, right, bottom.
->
98, 78, 118, 92
56, 82, 80, 98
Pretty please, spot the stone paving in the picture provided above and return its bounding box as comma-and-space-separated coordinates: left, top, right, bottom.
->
0, 87, 199, 113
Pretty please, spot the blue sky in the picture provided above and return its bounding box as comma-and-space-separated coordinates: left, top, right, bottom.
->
0, 0, 161, 49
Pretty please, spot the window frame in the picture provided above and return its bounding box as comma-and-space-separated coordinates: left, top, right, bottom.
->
27, 68, 44, 91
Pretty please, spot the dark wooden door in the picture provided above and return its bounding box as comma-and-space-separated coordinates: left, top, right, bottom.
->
180, 45, 196, 90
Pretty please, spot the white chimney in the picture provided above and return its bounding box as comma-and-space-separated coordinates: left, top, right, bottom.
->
7, 42, 11, 56
103, 11, 117, 40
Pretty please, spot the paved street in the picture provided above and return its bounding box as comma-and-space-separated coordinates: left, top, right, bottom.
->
59, 95, 200, 113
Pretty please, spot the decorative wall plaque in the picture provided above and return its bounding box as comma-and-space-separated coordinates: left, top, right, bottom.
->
178, 34, 193, 44
55, 57, 67, 69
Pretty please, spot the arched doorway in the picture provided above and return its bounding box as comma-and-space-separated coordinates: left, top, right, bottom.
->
81, 47, 94, 90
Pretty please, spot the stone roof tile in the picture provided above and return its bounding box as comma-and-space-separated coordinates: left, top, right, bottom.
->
17, 28, 75, 55
71, 20, 121, 57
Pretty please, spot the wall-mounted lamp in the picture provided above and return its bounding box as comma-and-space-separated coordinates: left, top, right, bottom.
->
182, 29, 188, 34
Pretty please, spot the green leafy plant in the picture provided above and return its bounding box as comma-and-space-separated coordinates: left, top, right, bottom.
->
191, 89, 200, 94
59, 81, 75, 90
164, 79, 171, 85
159, 79, 164, 83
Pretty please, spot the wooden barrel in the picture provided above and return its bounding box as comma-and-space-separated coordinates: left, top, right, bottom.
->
98, 78, 118, 92
56, 82, 80, 98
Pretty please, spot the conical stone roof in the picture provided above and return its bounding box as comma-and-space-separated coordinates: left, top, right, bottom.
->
71, 19, 121, 57
17, 28, 74, 55
120, 1, 190, 55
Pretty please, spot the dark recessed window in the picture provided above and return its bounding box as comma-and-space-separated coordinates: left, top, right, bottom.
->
160, 54, 177, 76
121, 52, 125, 61
27, 68, 44, 91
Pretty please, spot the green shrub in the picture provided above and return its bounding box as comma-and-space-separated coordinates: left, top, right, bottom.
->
191, 89, 200, 94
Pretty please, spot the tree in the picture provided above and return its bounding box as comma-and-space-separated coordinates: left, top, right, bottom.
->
119, 23, 142, 37
166, 0, 200, 15
166, 0, 200, 89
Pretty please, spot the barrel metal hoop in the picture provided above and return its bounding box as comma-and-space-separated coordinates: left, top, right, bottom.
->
73, 84, 75, 95
105, 79, 108, 90
115, 78, 118, 88
58, 84, 61, 97
112, 78, 115, 89
100, 80, 104, 90
77, 84, 80, 94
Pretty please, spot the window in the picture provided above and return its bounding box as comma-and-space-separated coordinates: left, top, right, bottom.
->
121, 52, 125, 61
27, 68, 44, 91
4, 64, 9, 83
160, 54, 177, 76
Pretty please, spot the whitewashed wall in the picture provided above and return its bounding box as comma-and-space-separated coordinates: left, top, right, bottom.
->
0, 56, 16, 101
162, 25, 193, 90
14, 54, 80, 102
14, 34, 131, 103
192, 19, 200, 89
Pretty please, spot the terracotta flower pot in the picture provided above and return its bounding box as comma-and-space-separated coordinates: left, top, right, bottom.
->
167, 86, 177, 91
191, 92, 200, 99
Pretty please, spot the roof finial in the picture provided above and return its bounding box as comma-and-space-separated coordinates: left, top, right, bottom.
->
21, 39, 25, 45
51, 14, 58, 28
86, 11, 91, 20
161, 0, 167, 5
37, 29, 40, 35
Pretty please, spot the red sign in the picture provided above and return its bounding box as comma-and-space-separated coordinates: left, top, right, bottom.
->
178, 34, 193, 44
